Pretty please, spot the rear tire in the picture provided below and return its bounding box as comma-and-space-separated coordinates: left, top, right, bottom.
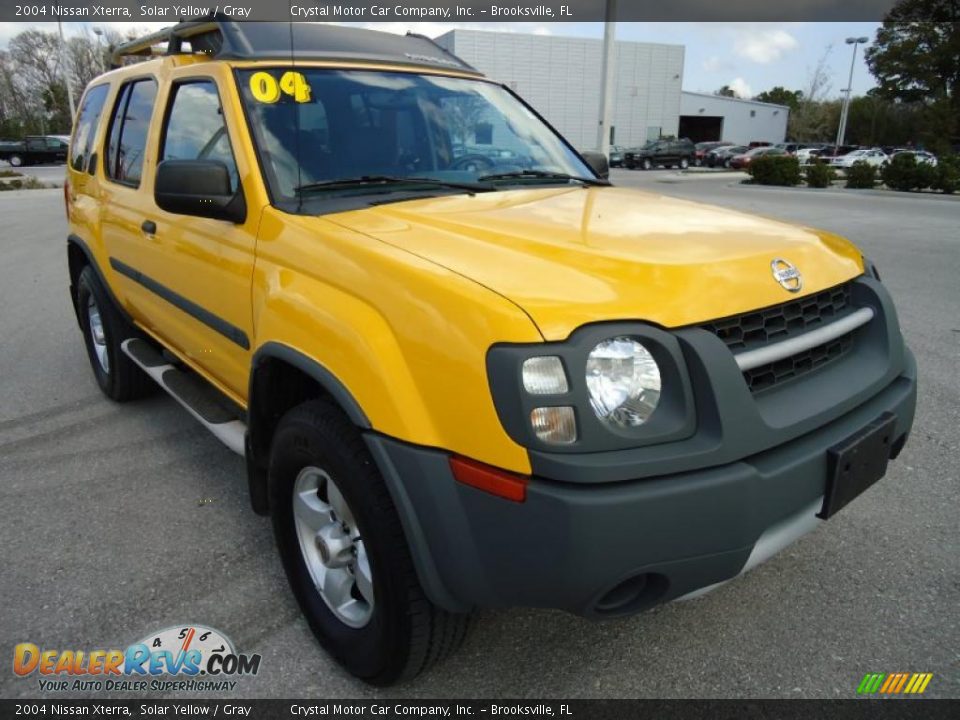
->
9, 155, 23, 167
269, 400, 472, 685
76, 265, 155, 402
641, 158, 652, 170
679, 158, 690, 170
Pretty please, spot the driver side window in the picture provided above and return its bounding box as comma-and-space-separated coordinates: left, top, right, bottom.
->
161, 80, 239, 193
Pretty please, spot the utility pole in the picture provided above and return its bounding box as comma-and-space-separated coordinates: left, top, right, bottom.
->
596, 0, 617, 155
93, 27, 106, 73
835, 36, 868, 151
58, 19, 76, 120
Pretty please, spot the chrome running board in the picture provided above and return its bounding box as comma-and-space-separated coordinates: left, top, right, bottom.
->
121, 338, 246, 456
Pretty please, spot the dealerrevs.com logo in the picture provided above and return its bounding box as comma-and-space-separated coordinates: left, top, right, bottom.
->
13, 625, 262, 693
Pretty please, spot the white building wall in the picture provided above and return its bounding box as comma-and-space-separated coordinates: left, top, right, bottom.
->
680, 92, 789, 145
436, 30, 683, 150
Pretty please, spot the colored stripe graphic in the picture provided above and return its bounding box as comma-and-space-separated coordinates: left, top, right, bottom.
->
858, 672, 933, 695
857, 673, 885, 694
905, 673, 933, 694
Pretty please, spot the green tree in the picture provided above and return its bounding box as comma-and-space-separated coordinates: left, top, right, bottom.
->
865, 0, 960, 150
754, 87, 803, 111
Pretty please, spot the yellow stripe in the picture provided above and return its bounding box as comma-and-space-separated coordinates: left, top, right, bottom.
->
880, 674, 896, 693
904, 674, 919, 693
916, 674, 933, 694
893, 673, 910, 693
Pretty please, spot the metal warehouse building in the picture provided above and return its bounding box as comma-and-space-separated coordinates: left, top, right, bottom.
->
680, 92, 789, 146
434, 29, 788, 150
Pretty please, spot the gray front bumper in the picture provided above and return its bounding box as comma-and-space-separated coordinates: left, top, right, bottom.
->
365, 350, 916, 617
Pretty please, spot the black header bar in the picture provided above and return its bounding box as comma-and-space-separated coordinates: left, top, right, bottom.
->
1, 1, 906, 24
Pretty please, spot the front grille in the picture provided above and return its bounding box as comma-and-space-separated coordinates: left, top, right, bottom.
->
704, 283, 851, 352
701, 282, 857, 393
742, 332, 854, 393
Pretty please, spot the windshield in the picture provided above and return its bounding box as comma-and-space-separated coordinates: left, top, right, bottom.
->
237, 68, 593, 208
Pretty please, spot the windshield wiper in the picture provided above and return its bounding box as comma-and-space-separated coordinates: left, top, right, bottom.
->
295, 175, 494, 194
478, 170, 610, 186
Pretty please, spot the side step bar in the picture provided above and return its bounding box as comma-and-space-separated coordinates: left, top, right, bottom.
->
121, 338, 246, 456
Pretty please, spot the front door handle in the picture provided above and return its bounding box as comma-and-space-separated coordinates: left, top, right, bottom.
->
141, 220, 157, 235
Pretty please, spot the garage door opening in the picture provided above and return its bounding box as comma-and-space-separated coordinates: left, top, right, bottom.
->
679, 115, 723, 143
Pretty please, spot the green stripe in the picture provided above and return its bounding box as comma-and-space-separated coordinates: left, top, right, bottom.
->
856, 674, 874, 694
869, 673, 886, 693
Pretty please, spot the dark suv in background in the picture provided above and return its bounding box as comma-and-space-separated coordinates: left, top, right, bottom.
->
624, 138, 696, 170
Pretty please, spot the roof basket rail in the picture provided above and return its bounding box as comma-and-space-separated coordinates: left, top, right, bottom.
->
108, 16, 479, 76
110, 12, 227, 68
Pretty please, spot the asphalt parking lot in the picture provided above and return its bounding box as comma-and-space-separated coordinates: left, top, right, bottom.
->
1, 172, 957, 699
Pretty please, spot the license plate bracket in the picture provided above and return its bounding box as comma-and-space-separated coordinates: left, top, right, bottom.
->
819, 411, 898, 520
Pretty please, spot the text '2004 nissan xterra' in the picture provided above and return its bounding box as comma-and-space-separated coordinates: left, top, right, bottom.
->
65, 19, 916, 684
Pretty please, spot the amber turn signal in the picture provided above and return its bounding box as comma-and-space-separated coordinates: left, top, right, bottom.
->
450, 455, 528, 503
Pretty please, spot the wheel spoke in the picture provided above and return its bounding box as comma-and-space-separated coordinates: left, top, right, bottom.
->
354, 542, 375, 605
322, 567, 354, 610
326, 480, 354, 527
293, 487, 331, 532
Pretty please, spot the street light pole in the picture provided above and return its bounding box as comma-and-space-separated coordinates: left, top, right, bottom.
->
835, 36, 869, 151
93, 27, 105, 73
596, 0, 617, 154
57, 19, 76, 120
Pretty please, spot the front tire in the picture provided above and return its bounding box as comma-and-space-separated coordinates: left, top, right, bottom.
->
679, 158, 690, 170
76, 265, 155, 402
269, 400, 471, 685
9, 155, 23, 167
641, 158, 652, 170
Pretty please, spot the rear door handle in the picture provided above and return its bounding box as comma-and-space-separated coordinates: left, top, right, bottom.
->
141, 220, 157, 235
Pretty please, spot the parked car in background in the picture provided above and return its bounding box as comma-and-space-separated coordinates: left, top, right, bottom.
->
451, 144, 534, 172
748, 141, 772, 148
608, 144, 625, 167
772, 143, 808, 156
729, 146, 786, 170
706, 144, 747, 168
815, 145, 861, 164
891, 149, 937, 167
830, 148, 889, 169
0, 135, 69, 167
693, 141, 732, 166
624, 138, 696, 170
795, 147, 823, 164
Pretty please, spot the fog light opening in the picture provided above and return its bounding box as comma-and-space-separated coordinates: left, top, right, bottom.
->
593, 573, 669, 616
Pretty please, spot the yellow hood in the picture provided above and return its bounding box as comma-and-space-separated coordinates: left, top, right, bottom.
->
329, 186, 864, 341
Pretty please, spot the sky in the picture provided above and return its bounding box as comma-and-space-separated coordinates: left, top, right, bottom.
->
0, 21, 882, 100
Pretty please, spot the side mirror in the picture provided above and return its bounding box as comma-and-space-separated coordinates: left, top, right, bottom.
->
581, 151, 610, 180
155, 159, 246, 224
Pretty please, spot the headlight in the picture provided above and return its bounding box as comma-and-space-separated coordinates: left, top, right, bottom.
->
586, 337, 661, 427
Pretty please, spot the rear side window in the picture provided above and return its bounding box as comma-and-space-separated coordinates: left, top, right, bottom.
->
71, 84, 109, 172
105, 78, 157, 186
161, 81, 239, 193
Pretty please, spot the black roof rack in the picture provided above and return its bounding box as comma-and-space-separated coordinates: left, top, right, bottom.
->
110, 17, 481, 76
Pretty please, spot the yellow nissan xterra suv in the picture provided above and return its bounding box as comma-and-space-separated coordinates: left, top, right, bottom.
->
66, 19, 917, 684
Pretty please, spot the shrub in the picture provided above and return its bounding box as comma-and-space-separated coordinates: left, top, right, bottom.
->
0, 169, 22, 178
0, 176, 46, 191
881, 153, 922, 191
914, 161, 938, 191
805, 162, 836, 188
933, 155, 960, 194
845, 160, 877, 189
748, 155, 801, 186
